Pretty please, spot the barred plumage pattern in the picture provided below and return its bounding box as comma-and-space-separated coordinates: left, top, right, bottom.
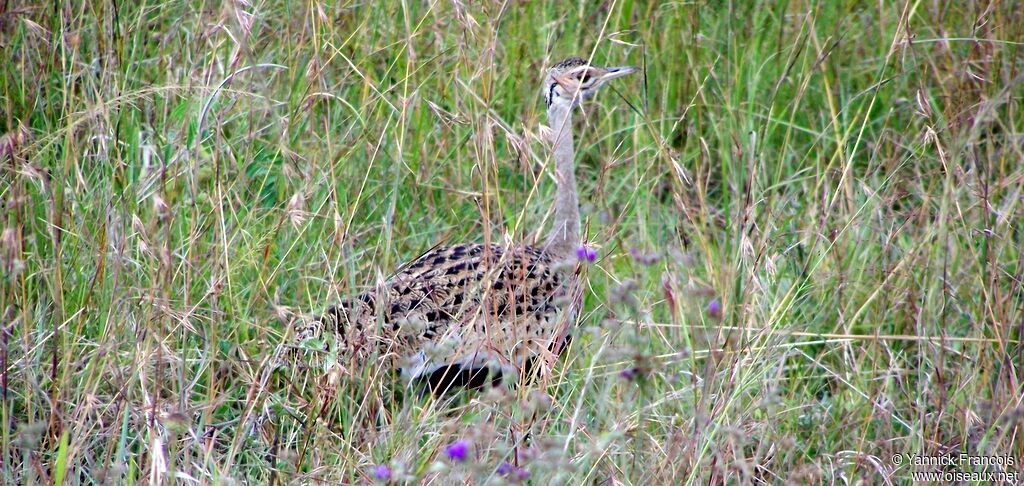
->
294, 244, 575, 386
553, 56, 588, 70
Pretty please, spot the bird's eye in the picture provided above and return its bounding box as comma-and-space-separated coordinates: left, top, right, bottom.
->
576, 71, 592, 83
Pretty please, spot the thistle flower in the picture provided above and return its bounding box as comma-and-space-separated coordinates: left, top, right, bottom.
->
371, 464, 392, 482
575, 245, 597, 263
444, 439, 471, 463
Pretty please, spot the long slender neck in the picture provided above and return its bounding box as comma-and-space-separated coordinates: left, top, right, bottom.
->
545, 101, 579, 258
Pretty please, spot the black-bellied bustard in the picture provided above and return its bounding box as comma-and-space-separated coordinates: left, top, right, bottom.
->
292, 57, 636, 392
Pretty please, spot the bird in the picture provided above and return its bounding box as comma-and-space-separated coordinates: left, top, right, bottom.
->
291, 56, 636, 392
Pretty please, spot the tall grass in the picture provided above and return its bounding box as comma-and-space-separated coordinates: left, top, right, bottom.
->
1, 0, 1021, 483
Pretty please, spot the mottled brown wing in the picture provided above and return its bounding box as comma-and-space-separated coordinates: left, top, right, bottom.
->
297, 243, 572, 382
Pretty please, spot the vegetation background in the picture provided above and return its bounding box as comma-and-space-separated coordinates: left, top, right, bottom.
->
1, 0, 1022, 483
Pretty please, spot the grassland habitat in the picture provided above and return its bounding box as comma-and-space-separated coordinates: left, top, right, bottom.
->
1, 0, 1023, 484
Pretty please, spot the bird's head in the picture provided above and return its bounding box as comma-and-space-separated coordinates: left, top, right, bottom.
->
543, 56, 636, 109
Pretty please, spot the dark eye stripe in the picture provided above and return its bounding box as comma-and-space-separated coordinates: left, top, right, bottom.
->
578, 72, 592, 83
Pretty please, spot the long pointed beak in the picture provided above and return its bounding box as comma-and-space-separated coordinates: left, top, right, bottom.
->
602, 66, 638, 81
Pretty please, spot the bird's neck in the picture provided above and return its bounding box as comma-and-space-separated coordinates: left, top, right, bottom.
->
545, 102, 579, 258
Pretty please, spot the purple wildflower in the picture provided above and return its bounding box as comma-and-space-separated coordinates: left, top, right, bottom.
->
629, 247, 660, 265
708, 298, 722, 319
575, 245, 598, 263
444, 439, 471, 463
371, 464, 391, 482
497, 462, 530, 482
619, 366, 640, 381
